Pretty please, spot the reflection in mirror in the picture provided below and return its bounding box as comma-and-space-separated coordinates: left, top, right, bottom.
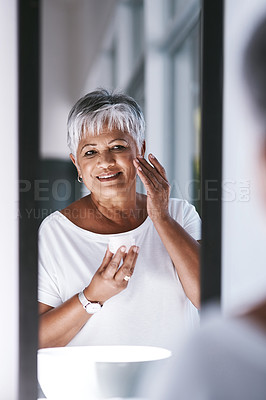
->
38, 0, 201, 398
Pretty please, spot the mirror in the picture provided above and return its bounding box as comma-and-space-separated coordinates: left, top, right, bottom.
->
37, 0, 204, 397
15, 0, 225, 398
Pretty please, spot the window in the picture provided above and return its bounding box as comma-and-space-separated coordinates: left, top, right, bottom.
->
171, 22, 201, 212
167, 0, 189, 20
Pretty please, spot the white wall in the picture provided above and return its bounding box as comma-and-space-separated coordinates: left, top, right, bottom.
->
222, 0, 266, 313
0, 1, 19, 399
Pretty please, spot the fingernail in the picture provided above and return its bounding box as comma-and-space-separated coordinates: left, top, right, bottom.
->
120, 246, 126, 252
149, 153, 154, 158
138, 166, 142, 171
134, 158, 139, 163
107, 245, 113, 253
134, 246, 139, 253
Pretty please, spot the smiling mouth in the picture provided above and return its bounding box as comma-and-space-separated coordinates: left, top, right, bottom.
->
97, 172, 122, 182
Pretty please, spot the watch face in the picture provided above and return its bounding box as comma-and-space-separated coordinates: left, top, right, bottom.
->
85, 302, 102, 314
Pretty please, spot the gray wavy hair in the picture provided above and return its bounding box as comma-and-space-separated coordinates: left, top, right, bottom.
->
67, 89, 145, 158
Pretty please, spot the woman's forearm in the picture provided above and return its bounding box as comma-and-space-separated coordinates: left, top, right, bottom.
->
153, 215, 200, 309
39, 294, 92, 348
133, 155, 200, 307
39, 246, 139, 348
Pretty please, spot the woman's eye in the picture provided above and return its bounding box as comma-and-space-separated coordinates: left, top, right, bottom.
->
112, 145, 126, 151
84, 150, 96, 157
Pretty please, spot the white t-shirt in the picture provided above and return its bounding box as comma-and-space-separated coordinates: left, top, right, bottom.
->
38, 198, 201, 348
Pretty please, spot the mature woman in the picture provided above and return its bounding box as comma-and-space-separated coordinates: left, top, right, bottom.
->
38, 89, 201, 349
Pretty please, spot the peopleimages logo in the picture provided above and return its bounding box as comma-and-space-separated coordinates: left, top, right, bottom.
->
18, 178, 251, 203
19, 179, 80, 202
167, 179, 251, 202
18, 207, 55, 220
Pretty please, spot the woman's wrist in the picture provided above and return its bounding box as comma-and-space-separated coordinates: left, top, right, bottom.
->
83, 285, 103, 305
150, 209, 171, 225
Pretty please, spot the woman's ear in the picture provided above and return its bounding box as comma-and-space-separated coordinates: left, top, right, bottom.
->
140, 141, 146, 157
70, 154, 80, 174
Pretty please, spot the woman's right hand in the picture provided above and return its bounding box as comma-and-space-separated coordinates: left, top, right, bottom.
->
84, 245, 139, 304
39, 245, 139, 349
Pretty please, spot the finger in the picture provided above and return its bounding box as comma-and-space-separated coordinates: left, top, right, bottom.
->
139, 155, 169, 186
148, 153, 168, 181
134, 158, 169, 195
98, 247, 113, 272
137, 156, 155, 174
103, 246, 126, 278
134, 163, 156, 192
136, 157, 170, 194
115, 246, 139, 282
133, 159, 158, 188
136, 157, 165, 186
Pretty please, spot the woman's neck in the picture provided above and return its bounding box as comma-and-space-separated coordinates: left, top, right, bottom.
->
60, 190, 147, 234
90, 192, 145, 227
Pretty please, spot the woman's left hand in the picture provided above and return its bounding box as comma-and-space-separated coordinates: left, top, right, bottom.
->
134, 154, 200, 308
133, 154, 170, 222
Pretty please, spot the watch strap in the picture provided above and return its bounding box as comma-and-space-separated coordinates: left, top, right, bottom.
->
78, 290, 102, 314
78, 290, 90, 309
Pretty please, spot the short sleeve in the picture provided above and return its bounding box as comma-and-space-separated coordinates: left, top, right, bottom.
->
182, 200, 201, 240
38, 221, 63, 308
169, 198, 201, 240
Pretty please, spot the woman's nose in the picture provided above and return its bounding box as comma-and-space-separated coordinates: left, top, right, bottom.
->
97, 151, 115, 168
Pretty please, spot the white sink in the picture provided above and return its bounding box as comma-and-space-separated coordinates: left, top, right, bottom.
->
38, 345, 171, 399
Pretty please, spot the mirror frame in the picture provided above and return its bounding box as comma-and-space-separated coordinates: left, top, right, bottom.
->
18, 0, 224, 398
19, 0, 40, 399
200, 0, 224, 304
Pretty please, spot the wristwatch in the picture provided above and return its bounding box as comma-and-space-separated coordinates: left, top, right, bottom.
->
78, 290, 102, 314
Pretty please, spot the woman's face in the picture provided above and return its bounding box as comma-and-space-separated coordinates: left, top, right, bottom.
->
71, 127, 143, 200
